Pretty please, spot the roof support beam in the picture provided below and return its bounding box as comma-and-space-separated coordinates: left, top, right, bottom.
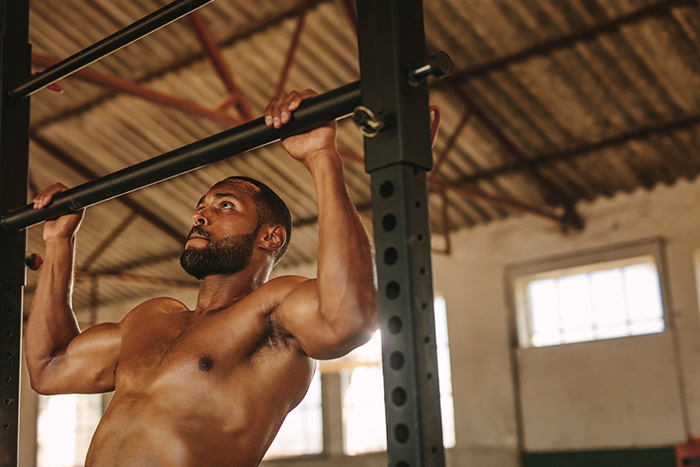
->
275, 0, 311, 96
29, 132, 187, 245
457, 112, 700, 184
81, 216, 137, 271
431, 108, 472, 174
11, 0, 212, 99
336, 151, 570, 229
186, 11, 254, 120
449, 84, 583, 230
3, 82, 361, 231
447, 0, 694, 81
31, 53, 241, 126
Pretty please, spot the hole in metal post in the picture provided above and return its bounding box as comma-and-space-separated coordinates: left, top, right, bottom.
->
388, 316, 403, 334
380, 181, 394, 198
386, 282, 400, 299
392, 387, 407, 406
382, 214, 397, 232
395, 424, 410, 443
384, 247, 398, 265
390, 351, 404, 370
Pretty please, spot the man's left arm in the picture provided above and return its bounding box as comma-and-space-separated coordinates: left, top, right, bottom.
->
266, 90, 378, 359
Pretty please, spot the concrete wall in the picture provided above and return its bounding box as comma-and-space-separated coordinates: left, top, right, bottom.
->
431, 177, 700, 464
18, 177, 700, 466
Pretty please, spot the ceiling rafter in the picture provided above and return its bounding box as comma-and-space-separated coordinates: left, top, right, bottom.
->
446, 0, 694, 82
456, 111, 700, 185
186, 11, 253, 120
31, 52, 241, 127
30, 132, 187, 245
275, 0, 311, 95
449, 83, 582, 229
332, 150, 568, 227
81, 216, 136, 272
31, 0, 330, 130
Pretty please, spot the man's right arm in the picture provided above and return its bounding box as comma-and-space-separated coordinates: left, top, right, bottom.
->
25, 183, 121, 395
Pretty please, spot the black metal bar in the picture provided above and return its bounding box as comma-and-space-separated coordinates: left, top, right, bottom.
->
9, 0, 212, 100
0, 0, 31, 465
0, 81, 361, 231
357, 1, 445, 466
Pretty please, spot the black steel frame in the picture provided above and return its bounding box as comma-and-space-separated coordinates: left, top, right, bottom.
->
0, 1, 444, 466
0, 1, 31, 465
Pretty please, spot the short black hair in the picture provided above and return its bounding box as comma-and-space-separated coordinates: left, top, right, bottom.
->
224, 176, 291, 264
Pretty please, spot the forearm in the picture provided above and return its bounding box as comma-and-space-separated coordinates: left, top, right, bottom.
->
25, 238, 81, 374
307, 150, 377, 330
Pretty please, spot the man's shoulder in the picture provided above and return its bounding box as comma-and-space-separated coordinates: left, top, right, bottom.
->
247, 275, 312, 315
122, 297, 189, 321
262, 275, 311, 291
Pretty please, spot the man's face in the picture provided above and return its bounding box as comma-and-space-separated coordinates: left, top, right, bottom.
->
179, 181, 261, 280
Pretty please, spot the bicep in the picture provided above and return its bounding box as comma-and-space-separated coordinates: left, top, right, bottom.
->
36, 322, 122, 394
275, 277, 373, 360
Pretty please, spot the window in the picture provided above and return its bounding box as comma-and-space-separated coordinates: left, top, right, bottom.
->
339, 295, 456, 455
511, 242, 667, 349
36, 394, 103, 467
263, 371, 323, 459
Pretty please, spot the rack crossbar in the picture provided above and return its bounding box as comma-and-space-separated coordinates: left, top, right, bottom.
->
1, 81, 361, 231
10, 0, 213, 100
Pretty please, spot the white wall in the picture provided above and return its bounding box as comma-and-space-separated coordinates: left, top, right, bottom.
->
432, 177, 700, 464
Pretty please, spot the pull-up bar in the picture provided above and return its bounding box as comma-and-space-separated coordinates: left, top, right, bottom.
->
0, 81, 361, 231
10, 0, 212, 100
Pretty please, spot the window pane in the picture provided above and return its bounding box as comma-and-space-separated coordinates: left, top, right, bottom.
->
37, 394, 102, 467
518, 256, 665, 348
342, 366, 387, 455
624, 264, 663, 321
264, 371, 323, 459
529, 279, 559, 335
342, 297, 456, 454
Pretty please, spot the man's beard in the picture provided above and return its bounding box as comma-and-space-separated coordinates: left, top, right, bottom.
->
179, 226, 260, 280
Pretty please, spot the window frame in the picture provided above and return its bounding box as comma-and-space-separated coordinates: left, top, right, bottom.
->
506, 238, 670, 349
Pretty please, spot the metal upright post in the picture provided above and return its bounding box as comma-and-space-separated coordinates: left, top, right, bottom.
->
356, 1, 446, 466
0, 0, 31, 465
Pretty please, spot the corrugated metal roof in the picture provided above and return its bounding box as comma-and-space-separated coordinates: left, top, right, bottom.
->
17, 0, 700, 318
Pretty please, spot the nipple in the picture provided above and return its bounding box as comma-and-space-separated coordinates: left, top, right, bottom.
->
198, 357, 213, 372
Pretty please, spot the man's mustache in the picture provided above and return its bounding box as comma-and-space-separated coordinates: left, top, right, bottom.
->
187, 226, 212, 241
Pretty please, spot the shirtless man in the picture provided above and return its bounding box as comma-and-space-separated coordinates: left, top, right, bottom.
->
24, 89, 378, 466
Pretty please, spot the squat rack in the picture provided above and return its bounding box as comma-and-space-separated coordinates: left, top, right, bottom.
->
0, 1, 446, 466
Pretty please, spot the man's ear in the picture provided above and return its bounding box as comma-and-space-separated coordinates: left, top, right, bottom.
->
258, 225, 286, 252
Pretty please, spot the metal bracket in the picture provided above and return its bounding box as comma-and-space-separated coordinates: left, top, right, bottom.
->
353, 105, 385, 138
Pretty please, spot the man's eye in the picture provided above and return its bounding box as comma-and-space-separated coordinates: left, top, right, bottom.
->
220, 201, 234, 209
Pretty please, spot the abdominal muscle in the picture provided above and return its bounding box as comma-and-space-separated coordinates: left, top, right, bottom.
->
85, 352, 313, 467
85, 384, 285, 467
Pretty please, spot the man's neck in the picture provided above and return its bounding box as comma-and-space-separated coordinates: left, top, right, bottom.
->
193, 267, 269, 315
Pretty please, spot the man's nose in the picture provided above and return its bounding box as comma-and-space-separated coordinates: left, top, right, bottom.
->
192, 210, 210, 225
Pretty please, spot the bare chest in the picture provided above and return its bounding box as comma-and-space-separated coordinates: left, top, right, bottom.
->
116, 309, 282, 385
